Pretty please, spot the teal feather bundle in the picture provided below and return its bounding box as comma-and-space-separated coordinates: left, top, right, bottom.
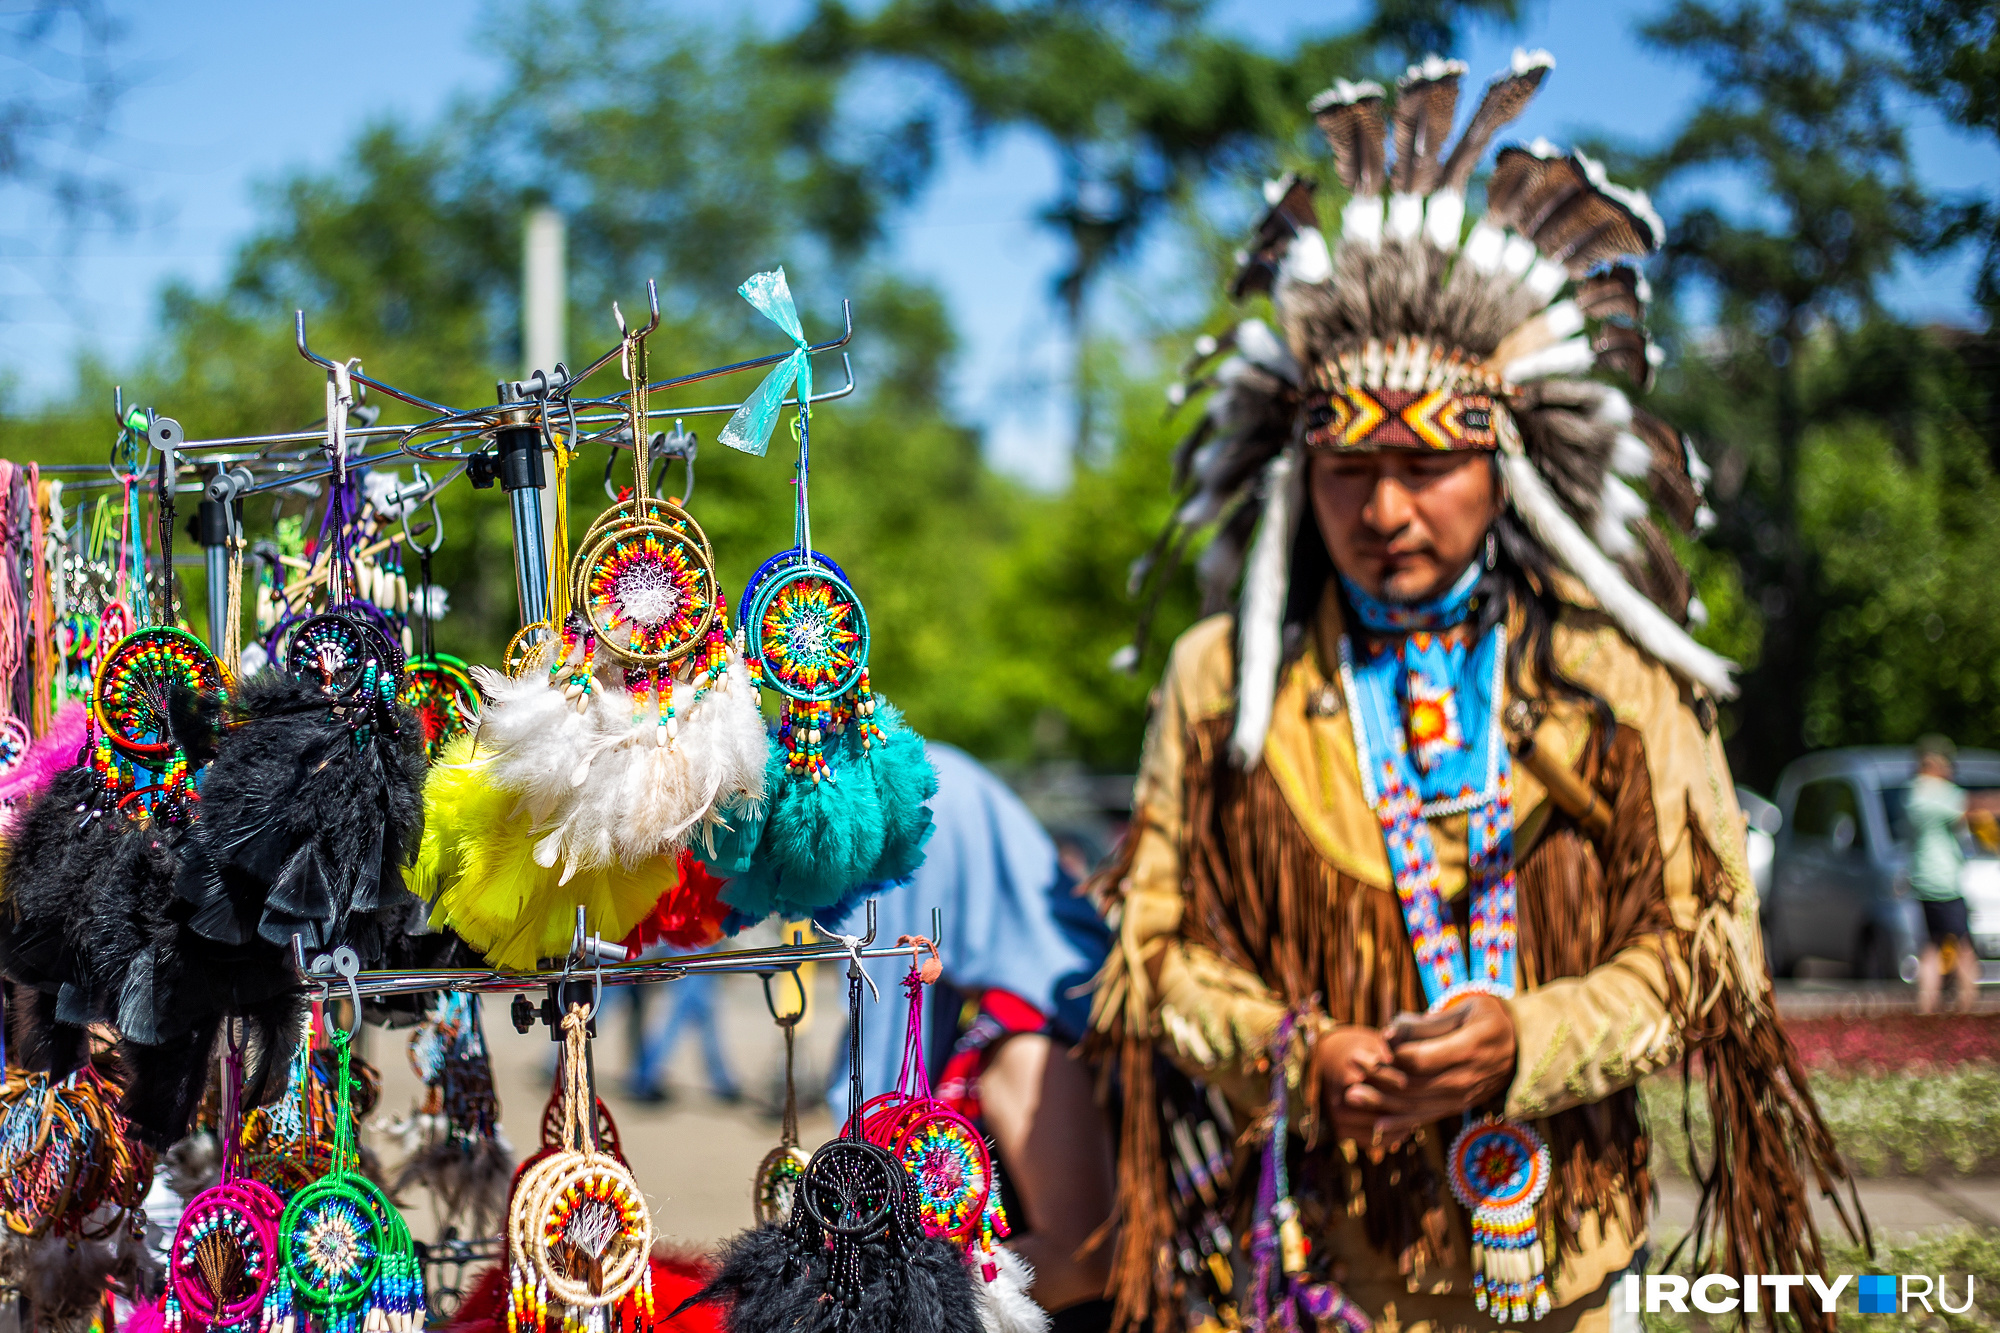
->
710, 702, 935, 921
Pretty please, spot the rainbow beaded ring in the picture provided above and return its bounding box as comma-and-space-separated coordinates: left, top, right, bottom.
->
399, 653, 478, 758
891, 1111, 992, 1245
572, 517, 719, 667
93, 626, 226, 761
743, 555, 868, 703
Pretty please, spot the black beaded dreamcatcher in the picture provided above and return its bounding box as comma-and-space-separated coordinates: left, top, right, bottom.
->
685, 941, 983, 1333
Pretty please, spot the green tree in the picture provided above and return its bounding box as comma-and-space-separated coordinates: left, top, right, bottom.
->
1878, 0, 1999, 319
1638, 0, 1933, 783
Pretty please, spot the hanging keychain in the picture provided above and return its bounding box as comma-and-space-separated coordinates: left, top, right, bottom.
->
508, 1003, 656, 1333
164, 1029, 287, 1333
269, 1008, 423, 1333
705, 269, 938, 926
751, 971, 811, 1226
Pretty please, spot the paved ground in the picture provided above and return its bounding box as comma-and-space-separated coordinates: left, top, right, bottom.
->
358, 968, 2000, 1256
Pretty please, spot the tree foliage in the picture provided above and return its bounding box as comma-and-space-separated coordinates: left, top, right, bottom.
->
1, 0, 1995, 786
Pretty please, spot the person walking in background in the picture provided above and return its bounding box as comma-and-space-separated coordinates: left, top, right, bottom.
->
630, 944, 743, 1102
1911, 735, 1982, 1014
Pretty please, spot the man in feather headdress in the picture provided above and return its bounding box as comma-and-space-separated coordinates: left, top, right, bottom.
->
1089, 52, 1860, 1333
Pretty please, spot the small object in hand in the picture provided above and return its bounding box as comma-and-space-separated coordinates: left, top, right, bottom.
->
1381, 1005, 1469, 1047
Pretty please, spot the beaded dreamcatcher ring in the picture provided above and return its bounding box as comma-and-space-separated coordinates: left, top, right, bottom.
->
92, 626, 226, 761
796, 1138, 901, 1240
285, 612, 403, 697
168, 1182, 283, 1330
509, 1008, 656, 1327
400, 653, 479, 758
890, 1110, 992, 1246
571, 518, 718, 667
745, 558, 868, 703
271, 1028, 424, 1333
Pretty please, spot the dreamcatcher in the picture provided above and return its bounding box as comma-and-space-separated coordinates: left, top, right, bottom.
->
417, 296, 762, 969
507, 1006, 656, 1333
389, 993, 512, 1242
687, 938, 983, 1333
446, 1077, 723, 1333
851, 943, 1041, 1333
266, 1020, 423, 1333
701, 270, 936, 925
397, 477, 477, 761
91, 626, 227, 821
162, 1035, 288, 1333
0, 617, 222, 1089
751, 972, 809, 1227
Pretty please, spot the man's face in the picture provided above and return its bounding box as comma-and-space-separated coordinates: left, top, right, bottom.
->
1308, 448, 1502, 602
1922, 753, 1955, 780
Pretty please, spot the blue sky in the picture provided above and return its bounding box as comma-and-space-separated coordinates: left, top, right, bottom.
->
5, 0, 1994, 486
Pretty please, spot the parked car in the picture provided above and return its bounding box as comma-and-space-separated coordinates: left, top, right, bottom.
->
1738, 785, 1781, 902
1763, 746, 2000, 981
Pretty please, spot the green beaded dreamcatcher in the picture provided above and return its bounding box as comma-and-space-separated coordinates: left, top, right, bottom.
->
268, 1020, 423, 1333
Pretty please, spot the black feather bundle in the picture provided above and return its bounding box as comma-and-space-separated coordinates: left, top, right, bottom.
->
174, 661, 425, 958
684, 1141, 983, 1333
0, 745, 186, 1078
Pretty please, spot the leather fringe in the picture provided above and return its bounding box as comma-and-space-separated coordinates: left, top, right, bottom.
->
1670, 816, 1866, 1333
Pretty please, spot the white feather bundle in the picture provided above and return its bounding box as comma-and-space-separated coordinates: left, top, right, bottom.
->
471, 664, 621, 824
1276, 227, 1334, 288
1610, 430, 1652, 478
1341, 194, 1384, 249
975, 1250, 1051, 1333
1499, 449, 1737, 698
539, 651, 771, 879
1463, 221, 1507, 272
1489, 300, 1584, 372
1386, 192, 1425, 241
1232, 445, 1302, 768
1234, 318, 1301, 383
1504, 335, 1596, 383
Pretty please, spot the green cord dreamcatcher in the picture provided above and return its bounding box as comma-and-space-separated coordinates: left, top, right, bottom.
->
269, 1012, 423, 1333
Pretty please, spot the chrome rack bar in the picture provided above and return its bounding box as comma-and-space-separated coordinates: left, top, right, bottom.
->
302, 899, 927, 1003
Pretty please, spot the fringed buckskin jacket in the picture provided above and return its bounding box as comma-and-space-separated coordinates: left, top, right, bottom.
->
1087, 587, 1857, 1333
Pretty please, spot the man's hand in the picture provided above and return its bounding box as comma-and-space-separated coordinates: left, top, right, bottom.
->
1342, 993, 1517, 1141
1312, 1024, 1396, 1141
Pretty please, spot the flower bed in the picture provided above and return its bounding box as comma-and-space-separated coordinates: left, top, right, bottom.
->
1642, 1013, 2000, 1177
1785, 1013, 2000, 1071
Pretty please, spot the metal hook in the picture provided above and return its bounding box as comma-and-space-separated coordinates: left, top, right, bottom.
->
308, 946, 365, 1041
399, 462, 447, 556
760, 968, 808, 1028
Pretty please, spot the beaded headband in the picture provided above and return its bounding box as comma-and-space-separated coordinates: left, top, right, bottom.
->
1304, 335, 1512, 452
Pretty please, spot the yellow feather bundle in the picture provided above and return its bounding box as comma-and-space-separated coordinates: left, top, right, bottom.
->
413, 735, 676, 970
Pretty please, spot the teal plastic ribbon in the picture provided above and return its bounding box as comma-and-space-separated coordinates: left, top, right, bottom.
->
719, 267, 813, 457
